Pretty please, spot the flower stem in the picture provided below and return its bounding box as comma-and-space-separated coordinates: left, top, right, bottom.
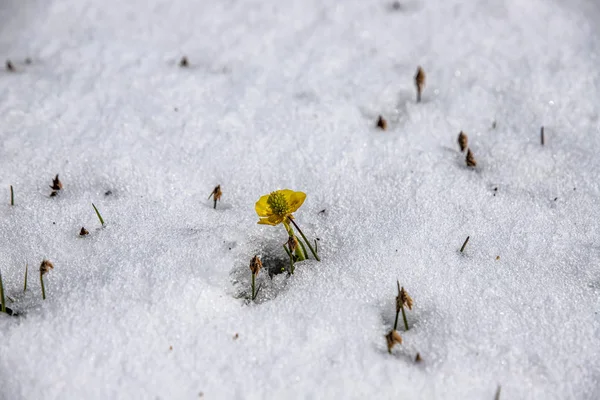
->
393, 308, 400, 331
213, 199, 217, 209
283, 245, 295, 274
23, 263, 28, 292
251, 273, 256, 300
288, 218, 320, 261
0, 268, 6, 313
40, 271, 46, 300
10, 185, 14, 206
401, 306, 409, 331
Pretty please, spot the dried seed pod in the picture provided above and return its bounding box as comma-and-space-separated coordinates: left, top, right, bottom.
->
414, 66, 425, 102
179, 57, 189, 67
399, 286, 413, 310
458, 131, 468, 152
40, 259, 54, 275
376, 115, 387, 130
385, 330, 402, 353
466, 148, 477, 167
249, 255, 262, 275
50, 174, 63, 191
287, 235, 298, 254
79, 227, 89, 236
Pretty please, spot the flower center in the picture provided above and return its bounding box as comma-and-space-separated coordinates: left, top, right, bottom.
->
267, 191, 290, 216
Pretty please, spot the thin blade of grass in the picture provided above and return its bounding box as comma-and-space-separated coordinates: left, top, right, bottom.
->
92, 203, 105, 226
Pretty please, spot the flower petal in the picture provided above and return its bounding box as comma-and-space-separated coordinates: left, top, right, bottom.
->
287, 191, 306, 213
257, 214, 284, 226
255, 194, 272, 217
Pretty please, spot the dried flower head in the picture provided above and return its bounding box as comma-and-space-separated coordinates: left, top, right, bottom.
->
179, 56, 189, 67
414, 66, 425, 102
50, 174, 62, 191
249, 255, 262, 275
287, 235, 298, 253
209, 185, 222, 201
458, 131, 468, 152
466, 148, 477, 167
79, 227, 89, 236
385, 330, 402, 353
40, 259, 54, 275
6, 60, 14, 72
376, 115, 387, 130
397, 285, 413, 311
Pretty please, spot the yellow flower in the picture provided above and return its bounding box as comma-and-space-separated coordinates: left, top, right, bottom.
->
255, 189, 306, 226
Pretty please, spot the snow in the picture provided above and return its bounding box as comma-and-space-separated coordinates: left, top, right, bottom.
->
1, 0, 600, 398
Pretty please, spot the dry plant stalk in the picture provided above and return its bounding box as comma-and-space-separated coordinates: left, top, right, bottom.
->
249, 255, 262, 300
414, 66, 425, 103
208, 185, 222, 209
540, 126, 545, 146
40, 259, 54, 300
466, 148, 477, 167
376, 115, 387, 130
458, 131, 468, 152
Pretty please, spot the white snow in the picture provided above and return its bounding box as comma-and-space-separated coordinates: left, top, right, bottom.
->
1, 0, 599, 398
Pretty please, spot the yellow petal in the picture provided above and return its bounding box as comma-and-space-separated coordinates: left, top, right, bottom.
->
287, 191, 306, 213
257, 214, 285, 226
255, 194, 272, 217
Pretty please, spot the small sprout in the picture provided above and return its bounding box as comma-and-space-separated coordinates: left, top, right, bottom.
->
249, 255, 262, 300
92, 203, 105, 226
460, 235, 470, 253
414, 66, 425, 103
23, 263, 28, 292
79, 227, 89, 236
179, 56, 189, 67
395, 282, 413, 331
10, 185, 14, 206
415, 352, 422, 362
50, 174, 63, 191
385, 330, 402, 354
40, 259, 54, 300
540, 126, 545, 146
376, 115, 388, 130
6, 60, 15, 72
208, 185, 222, 209
458, 131, 468, 152
466, 148, 477, 167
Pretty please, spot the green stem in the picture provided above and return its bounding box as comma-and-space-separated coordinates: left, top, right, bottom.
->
213, 199, 217, 209
401, 306, 409, 331
251, 273, 256, 300
40, 272, 46, 300
0, 269, 6, 313
393, 309, 400, 331
23, 264, 28, 292
92, 203, 104, 226
288, 218, 320, 261
283, 245, 295, 274
10, 185, 14, 206
296, 239, 307, 261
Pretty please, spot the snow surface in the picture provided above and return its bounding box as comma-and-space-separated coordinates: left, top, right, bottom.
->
1, 0, 600, 398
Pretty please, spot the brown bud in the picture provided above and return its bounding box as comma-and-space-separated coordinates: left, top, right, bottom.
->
466, 148, 477, 167
399, 286, 413, 310
414, 66, 425, 102
385, 330, 402, 353
249, 255, 262, 275
50, 174, 63, 191
415, 352, 422, 362
79, 227, 89, 236
458, 131, 468, 152
40, 259, 54, 275
376, 115, 387, 130
179, 57, 189, 68
287, 235, 298, 254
